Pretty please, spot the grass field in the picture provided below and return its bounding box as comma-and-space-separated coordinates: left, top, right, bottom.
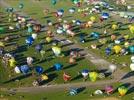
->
0, 0, 134, 100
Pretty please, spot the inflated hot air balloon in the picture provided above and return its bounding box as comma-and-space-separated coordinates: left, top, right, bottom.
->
109, 64, 117, 73
25, 36, 34, 46
69, 8, 75, 14
101, 13, 109, 19
89, 72, 98, 82
81, 69, 89, 78
113, 45, 122, 54
46, 37, 52, 43
41, 74, 48, 81
69, 88, 78, 95
0, 27, 5, 34
35, 44, 42, 52
35, 66, 44, 74
128, 45, 134, 54
52, 0, 57, 5
52, 46, 61, 56
112, 24, 118, 30
90, 16, 96, 22
131, 56, 134, 63
20, 65, 30, 74
118, 86, 128, 96
130, 63, 134, 71
128, 25, 134, 34
105, 47, 111, 55
9, 58, 17, 68
63, 72, 71, 82
19, 3, 24, 9
105, 86, 114, 94
54, 63, 62, 71
90, 32, 100, 39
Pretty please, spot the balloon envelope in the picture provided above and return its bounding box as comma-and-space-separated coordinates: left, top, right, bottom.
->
54, 63, 62, 70
35, 66, 44, 74
89, 72, 98, 82
20, 65, 30, 74
118, 86, 128, 96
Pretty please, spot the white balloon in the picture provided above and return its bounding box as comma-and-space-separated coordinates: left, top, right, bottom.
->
130, 63, 134, 71
131, 56, 134, 63
109, 64, 117, 73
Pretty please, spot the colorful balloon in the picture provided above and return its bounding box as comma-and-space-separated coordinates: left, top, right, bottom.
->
118, 86, 128, 96
89, 72, 98, 82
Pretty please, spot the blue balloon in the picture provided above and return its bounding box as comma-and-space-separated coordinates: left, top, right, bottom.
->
105, 47, 111, 55
26, 36, 34, 46
54, 63, 62, 70
35, 66, 44, 74
82, 69, 89, 74
102, 13, 109, 19
90, 32, 100, 39
129, 46, 134, 54
58, 9, 64, 13
35, 44, 42, 52
20, 65, 30, 74
70, 88, 78, 95
76, 20, 81, 25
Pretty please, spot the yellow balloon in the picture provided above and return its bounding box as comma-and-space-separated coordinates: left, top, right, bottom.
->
113, 45, 122, 54
89, 72, 98, 82
41, 74, 48, 80
9, 58, 16, 68
46, 37, 52, 43
129, 25, 134, 34
0, 42, 5, 47
118, 86, 128, 96
90, 16, 96, 22
112, 24, 118, 30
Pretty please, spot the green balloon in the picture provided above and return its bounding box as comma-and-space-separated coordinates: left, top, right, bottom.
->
0, 27, 5, 34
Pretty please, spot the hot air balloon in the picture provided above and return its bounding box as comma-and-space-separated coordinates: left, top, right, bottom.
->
105, 86, 114, 94
118, 86, 128, 96
69, 8, 75, 14
52, 46, 61, 56
41, 74, 48, 81
108, 64, 117, 73
20, 65, 30, 74
54, 63, 62, 71
128, 25, 134, 34
63, 72, 71, 82
81, 69, 89, 79
35, 66, 44, 75
128, 45, 134, 54
52, 0, 57, 5
130, 63, 134, 71
105, 47, 111, 55
9, 58, 17, 68
0, 27, 5, 34
101, 13, 109, 19
46, 37, 52, 43
89, 72, 98, 82
69, 88, 78, 95
90, 32, 100, 39
19, 3, 24, 9
25, 36, 34, 46
90, 16, 96, 22
112, 24, 118, 30
113, 45, 122, 54
131, 56, 134, 63
35, 44, 42, 52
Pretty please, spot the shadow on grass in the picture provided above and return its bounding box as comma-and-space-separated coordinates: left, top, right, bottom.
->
3, 73, 32, 84
63, 63, 77, 70
121, 71, 134, 80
